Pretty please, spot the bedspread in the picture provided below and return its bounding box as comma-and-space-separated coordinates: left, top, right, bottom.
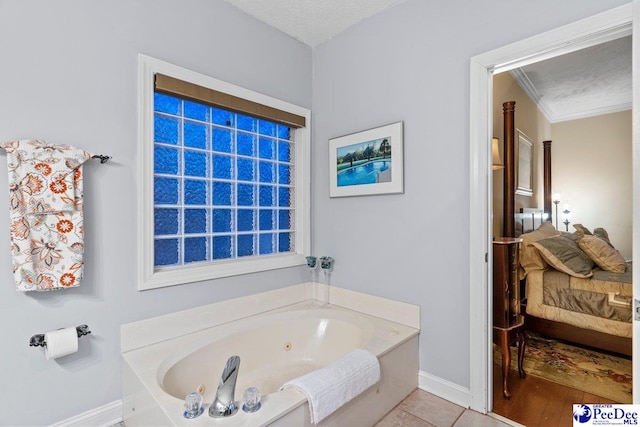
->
526, 263, 632, 338
542, 268, 631, 323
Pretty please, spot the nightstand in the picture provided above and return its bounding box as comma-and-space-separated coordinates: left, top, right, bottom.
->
493, 237, 526, 399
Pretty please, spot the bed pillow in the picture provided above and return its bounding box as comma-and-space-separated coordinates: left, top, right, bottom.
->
559, 231, 581, 243
572, 224, 593, 238
578, 235, 626, 273
518, 221, 561, 277
532, 235, 594, 278
593, 227, 614, 248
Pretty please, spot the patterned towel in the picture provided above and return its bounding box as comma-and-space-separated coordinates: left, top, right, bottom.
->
1, 140, 93, 291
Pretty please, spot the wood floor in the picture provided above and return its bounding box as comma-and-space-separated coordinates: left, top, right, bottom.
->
492, 364, 617, 427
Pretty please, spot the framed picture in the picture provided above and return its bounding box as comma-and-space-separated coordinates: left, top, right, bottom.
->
516, 129, 533, 197
329, 121, 404, 197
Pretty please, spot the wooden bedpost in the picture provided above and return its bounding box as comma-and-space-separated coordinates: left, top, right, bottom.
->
543, 140, 552, 222
503, 101, 516, 237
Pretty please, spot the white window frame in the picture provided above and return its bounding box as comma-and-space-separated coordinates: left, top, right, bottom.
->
137, 54, 311, 290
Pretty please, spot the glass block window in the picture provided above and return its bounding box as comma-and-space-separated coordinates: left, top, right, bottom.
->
153, 92, 296, 267
139, 56, 309, 290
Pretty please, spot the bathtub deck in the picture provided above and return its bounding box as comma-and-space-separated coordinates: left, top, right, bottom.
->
113, 389, 511, 427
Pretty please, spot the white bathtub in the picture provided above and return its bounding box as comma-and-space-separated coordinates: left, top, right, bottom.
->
122, 300, 419, 426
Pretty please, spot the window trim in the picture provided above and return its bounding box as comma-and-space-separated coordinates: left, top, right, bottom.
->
137, 54, 310, 290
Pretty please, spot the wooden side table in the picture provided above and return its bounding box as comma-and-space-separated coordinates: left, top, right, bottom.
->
493, 314, 526, 399
493, 237, 526, 399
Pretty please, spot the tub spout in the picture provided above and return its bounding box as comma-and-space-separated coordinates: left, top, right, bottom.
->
209, 355, 241, 417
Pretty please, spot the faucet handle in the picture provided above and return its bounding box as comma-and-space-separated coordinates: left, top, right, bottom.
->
183, 391, 204, 419
242, 386, 262, 413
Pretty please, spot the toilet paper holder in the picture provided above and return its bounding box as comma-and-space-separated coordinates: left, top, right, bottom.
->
29, 325, 91, 348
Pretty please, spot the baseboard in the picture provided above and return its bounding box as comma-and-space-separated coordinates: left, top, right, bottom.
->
50, 400, 122, 427
489, 412, 526, 427
418, 370, 471, 409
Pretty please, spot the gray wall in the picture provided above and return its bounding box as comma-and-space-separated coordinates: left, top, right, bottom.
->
0, 0, 631, 425
311, 0, 628, 388
0, 1, 311, 425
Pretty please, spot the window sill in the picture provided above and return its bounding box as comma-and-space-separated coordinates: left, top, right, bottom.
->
139, 252, 308, 290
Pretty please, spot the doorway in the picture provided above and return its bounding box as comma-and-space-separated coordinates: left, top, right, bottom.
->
468, 2, 638, 416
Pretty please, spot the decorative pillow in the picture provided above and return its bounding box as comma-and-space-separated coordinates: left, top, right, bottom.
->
593, 227, 614, 248
532, 235, 594, 278
578, 235, 626, 273
560, 231, 580, 243
573, 224, 593, 238
518, 221, 561, 277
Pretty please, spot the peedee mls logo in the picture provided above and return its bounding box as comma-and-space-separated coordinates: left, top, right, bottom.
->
574, 405, 592, 423
573, 404, 639, 426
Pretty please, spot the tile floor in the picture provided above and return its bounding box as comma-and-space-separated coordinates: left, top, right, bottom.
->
374, 389, 515, 427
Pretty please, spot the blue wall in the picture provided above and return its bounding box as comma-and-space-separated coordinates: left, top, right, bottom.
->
0, 1, 311, 425
311, 0, 628, 389
0, 0, 631, 424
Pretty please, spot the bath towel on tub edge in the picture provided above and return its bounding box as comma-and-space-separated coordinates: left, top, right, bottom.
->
280, 348, 380, 424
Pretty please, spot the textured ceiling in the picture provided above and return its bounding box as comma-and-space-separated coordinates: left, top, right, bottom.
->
511, 36, 632, 123
224, 1, 631, 122
223, 0, 406, 47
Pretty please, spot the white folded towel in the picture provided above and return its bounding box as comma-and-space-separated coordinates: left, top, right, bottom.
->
280, 348, 380, 424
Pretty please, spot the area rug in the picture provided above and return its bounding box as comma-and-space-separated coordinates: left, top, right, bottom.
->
494, 333, 632, 403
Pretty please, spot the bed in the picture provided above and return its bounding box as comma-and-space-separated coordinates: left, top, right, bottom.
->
516, 212, 632, 356
501, 102, 632, 357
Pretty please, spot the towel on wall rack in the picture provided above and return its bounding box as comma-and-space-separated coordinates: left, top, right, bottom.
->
1, 140, 94, 291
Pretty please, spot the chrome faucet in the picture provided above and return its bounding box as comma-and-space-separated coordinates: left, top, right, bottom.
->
209, 355, 241, 417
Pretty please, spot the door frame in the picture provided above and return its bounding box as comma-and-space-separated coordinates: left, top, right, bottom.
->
468, 2, 638, 413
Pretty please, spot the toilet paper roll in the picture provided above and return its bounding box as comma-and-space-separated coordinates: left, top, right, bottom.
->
44, 327, 79, 360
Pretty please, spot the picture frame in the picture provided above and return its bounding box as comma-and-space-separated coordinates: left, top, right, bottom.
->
329, 121, 404, 197
515, 129, 533, 197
